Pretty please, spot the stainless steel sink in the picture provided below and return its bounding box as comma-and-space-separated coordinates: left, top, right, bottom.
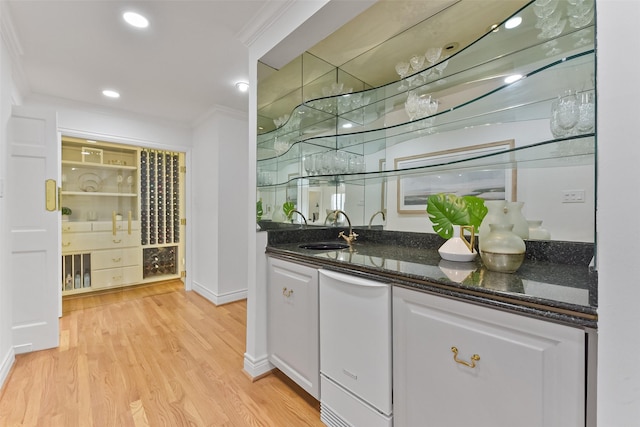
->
299, 242, 350, 250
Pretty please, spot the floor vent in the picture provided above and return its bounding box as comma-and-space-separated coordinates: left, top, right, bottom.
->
320, 402, 351, 427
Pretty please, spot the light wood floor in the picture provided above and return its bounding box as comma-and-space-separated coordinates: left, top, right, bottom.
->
0, 281, 324, 426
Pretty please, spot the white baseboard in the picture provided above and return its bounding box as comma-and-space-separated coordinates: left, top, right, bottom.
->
191, 281, 247, 305
0, 347, 15, 389
243, 352, 274, 380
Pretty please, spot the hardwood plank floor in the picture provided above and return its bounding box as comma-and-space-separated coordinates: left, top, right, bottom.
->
0, 281, 324, 426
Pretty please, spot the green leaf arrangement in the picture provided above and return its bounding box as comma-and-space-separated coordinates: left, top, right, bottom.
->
283, 201, 295, 220
256, 199, 263, 222
426, 193, 488, 239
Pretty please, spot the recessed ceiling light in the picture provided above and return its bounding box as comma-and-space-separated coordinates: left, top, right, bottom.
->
342, 123, 353, 129
504, 74, 523, 84
505, 16, 522, 29
102, 89, 120, 98
123, 11, 149, 28
235, 81, 249, 92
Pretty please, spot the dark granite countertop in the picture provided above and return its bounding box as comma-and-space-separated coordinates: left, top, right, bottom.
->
265, 227, 598, 329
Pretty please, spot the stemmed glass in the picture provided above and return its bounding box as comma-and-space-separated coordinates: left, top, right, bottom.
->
409, 54, 425, 86
395, 62, 410, 91
425, 47, 442, 67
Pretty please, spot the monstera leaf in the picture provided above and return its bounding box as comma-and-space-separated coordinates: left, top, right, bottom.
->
426, 193, 487, 239
462, 195, 488, 229
283, 201, 295, 220
256, 199, 263, 222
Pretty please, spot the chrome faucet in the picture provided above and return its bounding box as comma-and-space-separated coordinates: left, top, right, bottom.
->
368, 209, 386, 229
332, 209, 358, 248
289, 209, 307, 226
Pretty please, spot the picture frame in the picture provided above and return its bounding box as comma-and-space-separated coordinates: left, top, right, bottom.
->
82, 147, 103, 164
395, 140, 516, 214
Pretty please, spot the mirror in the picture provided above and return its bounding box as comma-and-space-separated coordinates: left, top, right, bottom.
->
256, 0, 596, 244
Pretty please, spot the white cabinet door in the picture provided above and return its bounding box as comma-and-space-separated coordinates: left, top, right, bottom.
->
267, 257, 319, 399
393, 286, 585, 427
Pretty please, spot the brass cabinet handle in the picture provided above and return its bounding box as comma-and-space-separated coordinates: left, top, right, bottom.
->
451, 346, 480, 368
113, 239, 122, 244
112, 257, 121, 263
62, 241, 71, 247
112, 211, 116, 236
128, 211, 132, 235
282, 287, 294, 297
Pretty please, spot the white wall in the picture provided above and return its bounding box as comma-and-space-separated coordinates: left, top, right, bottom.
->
596, 0, 640, 424
0, 12, 18, 388
192, 108, 249, 304
384, 119, 595, 242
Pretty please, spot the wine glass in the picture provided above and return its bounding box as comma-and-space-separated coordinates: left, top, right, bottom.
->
556, 90, 579, 131
425, 47, 442, 66
395, 62, 410, 91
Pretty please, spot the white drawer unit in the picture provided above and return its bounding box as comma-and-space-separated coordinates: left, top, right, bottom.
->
91, 247, 142, 270
91, 266, 142, 289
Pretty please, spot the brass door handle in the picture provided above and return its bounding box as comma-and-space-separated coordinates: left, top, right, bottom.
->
451, 346, 480, 368
282, 287, 294, 297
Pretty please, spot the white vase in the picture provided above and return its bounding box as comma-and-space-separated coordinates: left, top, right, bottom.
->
479, 200, 507, 251
438, 225, 477, 262
505, 201, 529, 239
527, 220, 551, 240
272, 205, 285, 222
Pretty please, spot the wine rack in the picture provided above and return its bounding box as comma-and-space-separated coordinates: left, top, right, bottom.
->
140, 149, 181, 246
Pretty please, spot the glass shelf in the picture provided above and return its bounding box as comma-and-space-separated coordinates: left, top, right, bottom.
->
62, 160, 137, 171
257, 0, 594, 163
258, 135, 594, 189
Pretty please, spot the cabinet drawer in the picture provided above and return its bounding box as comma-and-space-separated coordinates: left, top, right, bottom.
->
92, 220, 140, 232
92, 247, 141, 270
92, 266, 142, 289
61, 222, 92, 233
62, 232, 139, 252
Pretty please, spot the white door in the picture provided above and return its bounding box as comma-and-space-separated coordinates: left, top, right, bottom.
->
8, 106, 60, 353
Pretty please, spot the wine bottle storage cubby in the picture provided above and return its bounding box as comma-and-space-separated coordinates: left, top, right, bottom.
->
62, 253, 91, 291
143, 246, 178, 278
140, 150, 181, 246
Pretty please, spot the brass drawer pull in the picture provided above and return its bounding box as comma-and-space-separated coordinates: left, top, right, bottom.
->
113, 239, 122, 243
451, 346, 480, 368
112, 257, 122, 263
62, 241, 71, 247
282, 287, 294, 297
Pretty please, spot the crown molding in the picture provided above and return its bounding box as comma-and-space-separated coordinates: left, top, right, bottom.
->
0, 3, 30, 95
236, 0, 297, 48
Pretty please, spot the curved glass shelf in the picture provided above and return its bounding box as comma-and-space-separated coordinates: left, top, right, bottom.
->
258, 135, 594, 189
257, 0, 595, 162
257, 48, 594, 187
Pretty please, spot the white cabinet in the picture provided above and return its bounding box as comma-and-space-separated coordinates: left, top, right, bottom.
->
267, 257, 320, 399
393, 286, 586, 427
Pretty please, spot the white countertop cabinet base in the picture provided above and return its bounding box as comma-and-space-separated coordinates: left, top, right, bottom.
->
267, 258, 320, 399
393, 286, 586, 427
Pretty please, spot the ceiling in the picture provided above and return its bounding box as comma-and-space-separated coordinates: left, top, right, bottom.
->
5, 0, 270, 125
4, 0, 527, 128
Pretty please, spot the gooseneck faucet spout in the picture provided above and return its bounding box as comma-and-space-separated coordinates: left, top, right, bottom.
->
289, 209, 307, 226
368, 209, 386, 229
332, 209, 358, 249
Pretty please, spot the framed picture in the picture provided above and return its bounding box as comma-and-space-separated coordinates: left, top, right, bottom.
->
82, 147, 103, 164
395, 140, 516, 214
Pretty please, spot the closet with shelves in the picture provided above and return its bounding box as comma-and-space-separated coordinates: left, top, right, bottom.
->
61, 137, 185, 295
